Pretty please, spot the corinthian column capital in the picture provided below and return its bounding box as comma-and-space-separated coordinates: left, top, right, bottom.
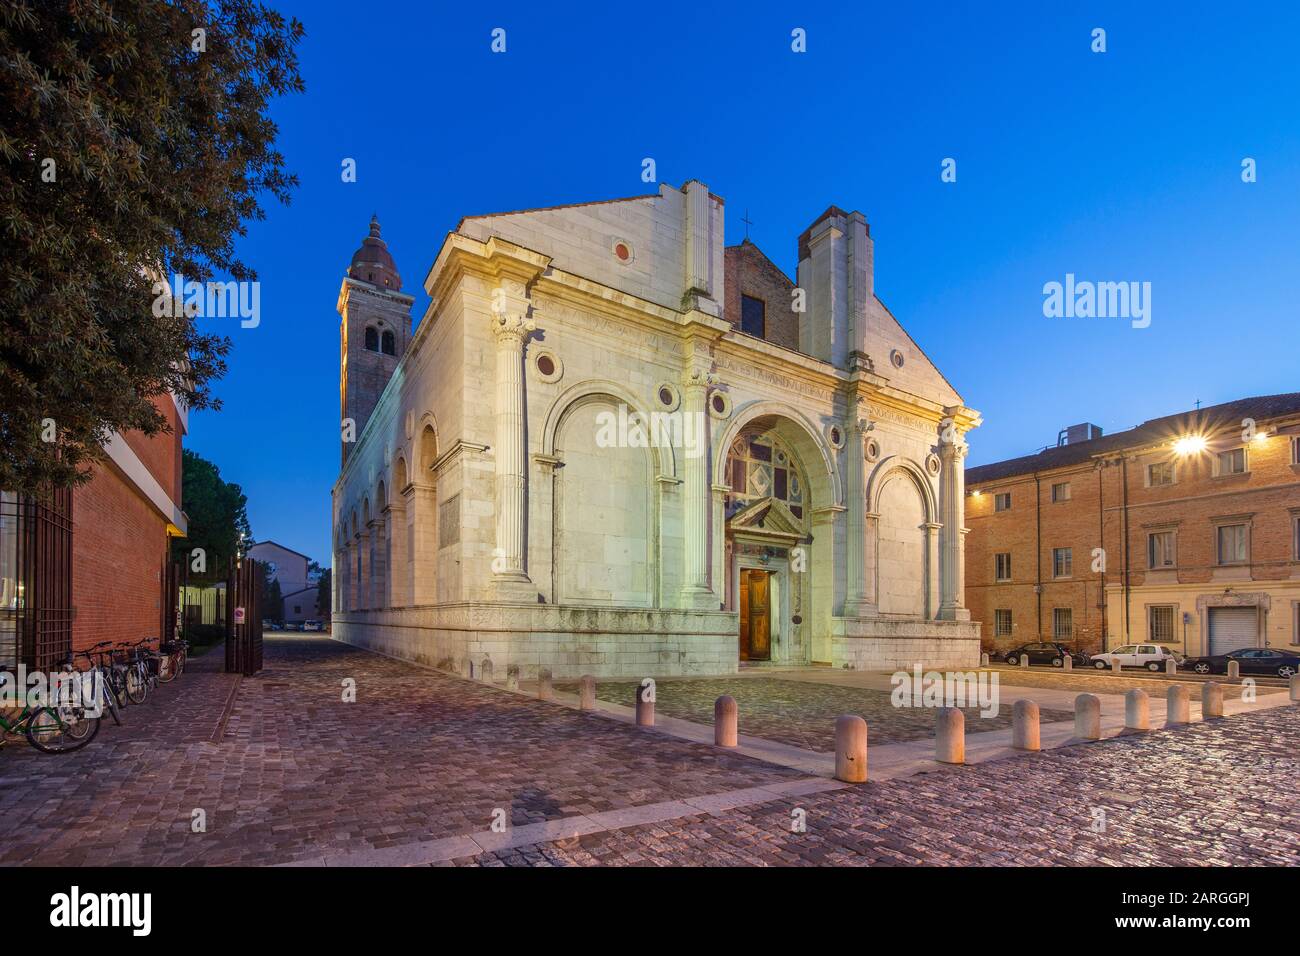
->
490, 312, 535, 343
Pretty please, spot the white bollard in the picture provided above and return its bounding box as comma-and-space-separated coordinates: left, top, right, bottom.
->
634, 678, 655, 727
1201, 681, 1223, 719
1227, 660, 1240, 680
1012, 699, 1040, 751
1020, 655, 1030, 668
1075, 693, 1102, 740
1166, 685, 1190, 726
537, 667, 553, 701
578, 674, 597, 711
506, 664, 519, 691
980, 652, 990, 667
1063, 655, 1073, 671
1125, 688, 1149, 731
714, 695, 738, 747
1165, 658, 1177, 676
1291, 674, 1300, 702
1111, 657, 1122, 674
834, 715, 868, 783
935, 707, 965, 764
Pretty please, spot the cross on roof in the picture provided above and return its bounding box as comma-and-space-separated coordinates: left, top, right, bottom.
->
741, 209, 753, 239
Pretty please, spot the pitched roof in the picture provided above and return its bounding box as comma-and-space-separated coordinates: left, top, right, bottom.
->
966, 392, 1300, 485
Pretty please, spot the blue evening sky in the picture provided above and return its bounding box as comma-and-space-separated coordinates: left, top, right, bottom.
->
189, 0, 1300, 563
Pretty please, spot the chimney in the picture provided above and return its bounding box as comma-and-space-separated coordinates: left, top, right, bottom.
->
1057, 423, 1103, 446
796, 206, 871, 368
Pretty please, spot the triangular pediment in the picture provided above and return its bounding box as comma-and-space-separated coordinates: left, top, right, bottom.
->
727, 497, 806, 540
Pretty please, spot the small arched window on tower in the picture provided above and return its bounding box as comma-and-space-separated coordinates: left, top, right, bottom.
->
381, 330, 396, 355
364, 326, 379, 351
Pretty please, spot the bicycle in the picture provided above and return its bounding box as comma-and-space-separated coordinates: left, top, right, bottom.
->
79, 645, 124, 726
0, 666, 101, 754
156, 637, 188, 683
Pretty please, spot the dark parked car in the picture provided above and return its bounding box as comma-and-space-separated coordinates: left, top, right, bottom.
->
1186, 647, 1299, 678
1002, 642, 1088, 668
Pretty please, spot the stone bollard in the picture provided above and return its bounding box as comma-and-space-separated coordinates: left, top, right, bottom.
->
1124, 688, 1149, 731
1166, 657, 1177, 676
479, 658, 493, 683
834, 715, 868, 783
1111, 657, 1122, 674
1063, 655, 1073, 672
980, 652, 989, 668
935, 707, 965, 764
1227, 660, 1240, 680
714, 695, 738, 747
1020, 655, 1029, 669
537, 667, 553, 701
506, 664, 519, 691
1012, 699, 1040, 751
1201, 681, 1224, 719
578, 674, 597, 711
1166, 685, 1190, 726
634, 678, 655, 727
1292, 674, 1300, 702
1074, 694, 1102, 740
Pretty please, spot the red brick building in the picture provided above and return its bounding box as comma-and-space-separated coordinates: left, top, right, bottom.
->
1, 394, 187, 670
966, 393, 1300, 659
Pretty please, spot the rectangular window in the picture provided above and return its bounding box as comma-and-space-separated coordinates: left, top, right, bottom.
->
1216, 523, 1247, 565
994, 552, 1012, 582
740, 294, 766, 338
1147, 530, 1176, 569
1295, 514, 1300, 561
994, 609, 1012, 637
1051, 482, 1071, 503
1294, 602, 1300, 646
1292, 436, 1300, 465
1147, 461, 1175, 486
1052, 607, 1073, 640
994, 492, 1011, 512
1052, 547, 1073, 578
1216, 447, 1247, 476
1149, 605, 1176, 643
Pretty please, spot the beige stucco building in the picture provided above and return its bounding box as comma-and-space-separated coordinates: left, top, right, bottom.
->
330, 182, 981, 677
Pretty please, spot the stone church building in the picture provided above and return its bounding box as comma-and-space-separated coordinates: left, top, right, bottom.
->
331, 182, 981, 677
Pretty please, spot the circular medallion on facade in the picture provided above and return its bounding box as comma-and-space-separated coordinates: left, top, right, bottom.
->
826, 424, 845, 449
926, 453, 941, 476
533, 349, 563, 383
707, 390, 732, 419
865, 437, 881, 462
890, 348, 905, 368
655, 382, 681, 411
612, 239, 634, 263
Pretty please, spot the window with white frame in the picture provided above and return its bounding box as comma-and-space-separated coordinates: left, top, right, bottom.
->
1292, 435, 1300, 465
1216, 523, 1248, 565
1148, 530, 1176, 569
994, 609, 1012, 637
1147, 461, 1175, 486
1293, 513, 1300, 561
994, 492, 1011, 512
1052, 607, 1073, 639
1148, 605, 1176, 643
995, 552, 1012, 582
1052, 547, 1073, 578
1215, 447, 1247, 476
1051, 481, 1071, 502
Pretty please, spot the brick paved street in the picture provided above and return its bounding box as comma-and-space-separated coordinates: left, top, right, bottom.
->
557, 676, 1074, 751
457, 706, 1300, 867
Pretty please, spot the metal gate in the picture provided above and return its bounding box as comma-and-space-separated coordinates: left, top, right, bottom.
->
7, 488, 75, 671
224, 557, 264, 675
1208, 606, 1257, 656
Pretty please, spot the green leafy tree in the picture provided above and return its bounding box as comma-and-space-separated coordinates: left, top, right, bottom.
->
315, 567, 331, 622
262, 563, 283, 624
176, 448, 250, 580
0, 0, 305, 495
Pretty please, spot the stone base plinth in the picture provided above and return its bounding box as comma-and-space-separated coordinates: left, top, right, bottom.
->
830, 616, 982, 671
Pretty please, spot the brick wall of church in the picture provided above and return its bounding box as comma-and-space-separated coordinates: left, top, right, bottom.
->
723, 241, 799, 351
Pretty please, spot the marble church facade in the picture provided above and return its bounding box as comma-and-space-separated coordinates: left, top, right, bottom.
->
331, 181, 982, 677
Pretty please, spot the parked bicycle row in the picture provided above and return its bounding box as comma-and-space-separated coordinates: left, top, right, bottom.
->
0, 637, 190, 754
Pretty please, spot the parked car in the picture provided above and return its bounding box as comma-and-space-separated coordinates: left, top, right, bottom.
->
303, 620, 323, 633
1003, 642, 1088, 668
1185, 647, 1300, 678
1090, 643, 1182, 672
284, 621, 303, 632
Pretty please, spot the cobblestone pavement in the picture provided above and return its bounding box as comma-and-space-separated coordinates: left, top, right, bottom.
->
0, 638, 799, 866
456, 706, 1300, 867
557, 677, 1074, 752
975, 666, 1288, 699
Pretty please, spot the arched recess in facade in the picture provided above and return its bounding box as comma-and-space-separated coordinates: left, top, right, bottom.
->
713, 402, 842, 664
540, 381, 670, 608
403, 415, 438, 606
865, 455, 939, 619
386, 455, 410, 607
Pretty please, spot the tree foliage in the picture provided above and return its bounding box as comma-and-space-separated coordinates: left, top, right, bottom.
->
176, 447, 249, 578
0, 0, 304, 495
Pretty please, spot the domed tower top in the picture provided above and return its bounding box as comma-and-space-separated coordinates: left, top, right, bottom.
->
347, 214, 402, 291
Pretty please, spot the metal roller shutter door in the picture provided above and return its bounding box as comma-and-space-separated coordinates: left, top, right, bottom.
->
1208, 607, 1257, 655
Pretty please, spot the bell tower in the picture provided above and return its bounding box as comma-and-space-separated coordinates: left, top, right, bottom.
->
338, 215, 414, 464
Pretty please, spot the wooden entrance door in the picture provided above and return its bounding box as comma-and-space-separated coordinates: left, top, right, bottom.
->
739, 569, 772, 661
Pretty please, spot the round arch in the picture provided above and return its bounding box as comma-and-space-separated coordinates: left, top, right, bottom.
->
865, 456, 937, 520
713, 400, 842, 508
541, 379, 676, 479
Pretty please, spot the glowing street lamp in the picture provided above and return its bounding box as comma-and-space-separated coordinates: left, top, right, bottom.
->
1173, 435, 1207, 456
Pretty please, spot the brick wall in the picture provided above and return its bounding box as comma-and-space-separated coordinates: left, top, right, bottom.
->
723, 240, 799, 351
121, 396, 182, 504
